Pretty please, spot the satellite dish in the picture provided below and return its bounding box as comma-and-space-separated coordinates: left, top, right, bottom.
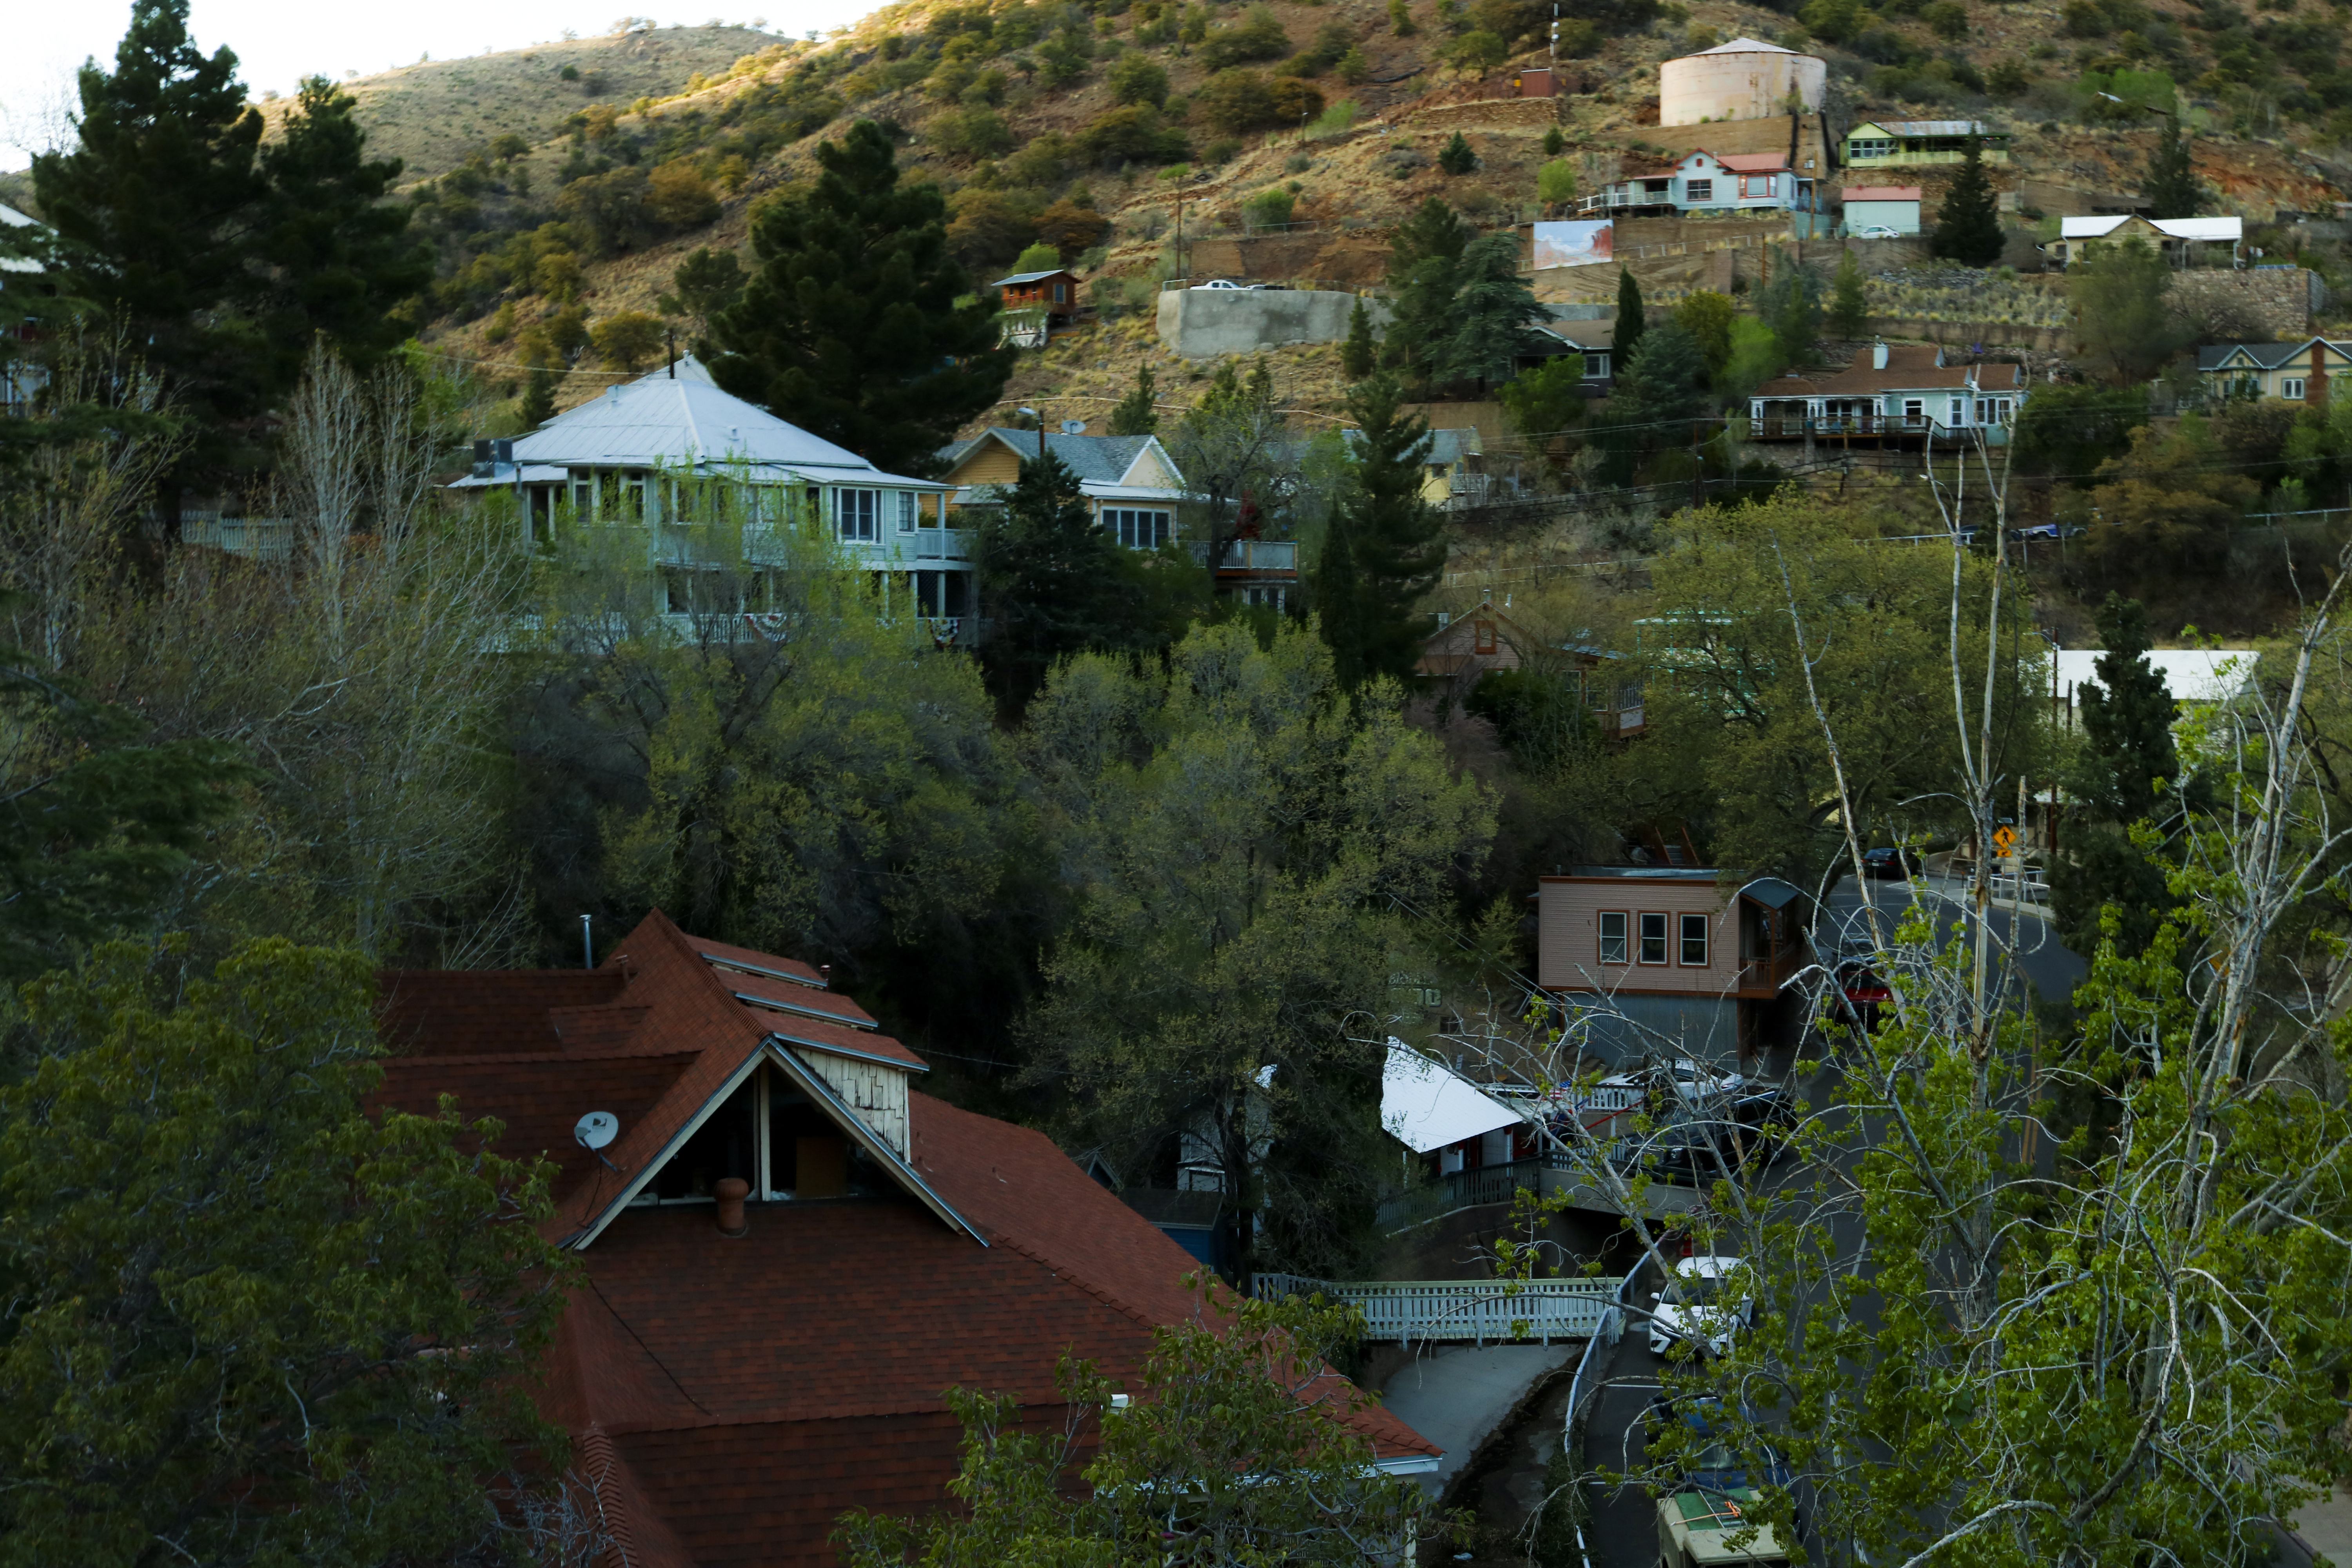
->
1060, 419, 1087, 435
575, 1111, 620, 1150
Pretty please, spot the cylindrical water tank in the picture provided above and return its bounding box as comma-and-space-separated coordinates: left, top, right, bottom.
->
1658, 39, 1826, 126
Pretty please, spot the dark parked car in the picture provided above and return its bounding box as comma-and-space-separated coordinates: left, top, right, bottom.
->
1833, 960, 1891, 1032
1613, 1110, 1786, 1187
1861, 846, 1922, 880
1646, 1395, 1795, 1492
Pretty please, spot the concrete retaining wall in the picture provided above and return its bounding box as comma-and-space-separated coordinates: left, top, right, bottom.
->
1156, 287, 1390, 357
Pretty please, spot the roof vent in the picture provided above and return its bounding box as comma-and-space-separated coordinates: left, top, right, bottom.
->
715, 1177, 750, 1237
605, 383, 621, 400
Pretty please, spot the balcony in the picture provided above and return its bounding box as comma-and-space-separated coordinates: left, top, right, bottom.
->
1205, 539, 1297, 577
1736, 944, 1805, 996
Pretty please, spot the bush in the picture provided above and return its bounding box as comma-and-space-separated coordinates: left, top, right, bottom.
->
1537, 158, 1577, 205
1037, 198, 1113, 255
1203, 136, 1244, 164
1336, 46, 1370, 83
1196, 68, 1281, 133
648, 162, 721, 227
930, 105, 1016, 158
1243, 186, 1297, 229
1013, 241, 1062, 272
1269, 77, 1325, 123
1077, 106, 1191, 165
1437, 130, 1478, 174
1198, 4, 1292, 69
592, 309, 665, 371
1109, 52, 1171, 105
1924, 0, 1969, 35
554, 165, 655, 253
1445, 29, 1508, 76
1308, 98, 1363, 136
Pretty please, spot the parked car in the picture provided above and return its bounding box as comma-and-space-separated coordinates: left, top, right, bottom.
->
1853, 224, 1902, 239
1648, 1254, 1756, 1356
1649, 1396, 1796, 1492
1832, 960, 1891, 1032
1615, 1099, 1789, 1187
1190, 278, 1241, 290
1860, 846, 1922, 880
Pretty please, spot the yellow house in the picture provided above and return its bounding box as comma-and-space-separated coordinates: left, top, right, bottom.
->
2197, 337, 2352, 403
2047, 213, 2243, 269
935, 426, 1191, 547
1843, 119, 2010, 168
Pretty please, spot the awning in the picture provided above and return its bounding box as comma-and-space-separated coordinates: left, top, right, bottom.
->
1382, 1040, 1520, 1154
1740, 877, 1805, 910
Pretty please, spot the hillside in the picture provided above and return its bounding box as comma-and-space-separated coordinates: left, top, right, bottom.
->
142, 0, 2350, 429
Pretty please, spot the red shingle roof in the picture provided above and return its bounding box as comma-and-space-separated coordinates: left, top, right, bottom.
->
378, 912, 1438, 1566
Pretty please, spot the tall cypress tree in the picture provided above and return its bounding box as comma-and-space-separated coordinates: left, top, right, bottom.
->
710, 121, 1010, 477
1614, 267, 1647, 368
33, 0, 270, 488
255, 76, 431, 384
2143, 120, 2204, 219
1933, 134, 2005, 267
1107, 365, 1158, 436
2049, 594, 2184, 956
1341, 296, 1377, 379
1317, 374, 1447, 688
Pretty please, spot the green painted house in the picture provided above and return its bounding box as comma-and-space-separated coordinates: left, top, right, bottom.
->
1843, 119, 2011, 167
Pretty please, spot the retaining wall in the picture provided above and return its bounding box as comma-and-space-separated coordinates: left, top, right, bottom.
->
1156, 287, 1389, 357
2169, 267, 2325, 339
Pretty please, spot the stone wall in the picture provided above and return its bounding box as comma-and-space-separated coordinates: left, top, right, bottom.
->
1156, 287, 1389, 358
2169, 267, 2325, 340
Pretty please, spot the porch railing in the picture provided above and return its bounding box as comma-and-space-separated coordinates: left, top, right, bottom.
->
1254, 1272, 1613, 1346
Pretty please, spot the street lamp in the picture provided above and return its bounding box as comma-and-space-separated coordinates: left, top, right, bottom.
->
1017, 405, 1043, 464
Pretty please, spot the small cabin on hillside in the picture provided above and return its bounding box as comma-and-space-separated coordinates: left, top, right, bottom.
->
991, 268, 1082, 319
2048, 213, 2245, 269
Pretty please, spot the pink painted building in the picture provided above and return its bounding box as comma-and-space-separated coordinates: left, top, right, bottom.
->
1535, 867, 1807, 1068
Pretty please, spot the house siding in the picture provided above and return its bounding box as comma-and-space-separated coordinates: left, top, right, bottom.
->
793, 1046, 911, 1158
1536, 877, 1738, 996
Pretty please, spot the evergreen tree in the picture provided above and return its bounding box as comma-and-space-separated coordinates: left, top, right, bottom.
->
1595, 321, 1706, 486
1828, 247, 1871, 339
255, 75, 431, 383
1614, 266, 1647, 367
32, 0, 270, 487
710, 120, 1010, 476
1318, 374, 1446, 688
1107, 364, 1159, 436
1543, 123, 1566, 156
1932, 134, 2005, 267
2049, 594, 2186, 956
1381, 198, 1467, 389
2143, 119, 2204, 219
1760, 263, 1826, 366
1435, 232, 1545, 389
973, 450, 1140, 716
660, 245, 746, 344
517, 363, 559, 431
1437, 131, 1478, 175
1341, 295, 1377, 378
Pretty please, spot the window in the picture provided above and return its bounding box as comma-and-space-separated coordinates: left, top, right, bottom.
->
1684, 178, 1714, 202
1598, 911, 1628, 965
1903, 398, 1925, 421
1949, 397, 1966, 425
895, 491, 920, 532
837, 488, 878, 541
2282, 377, 2307, 400
570, 472, 596, 517
1474, 619, 1498, 655
1679, 913, 1709, 966
1849, 136, 1895, 158
1104, 507, 1172, 549
1638, 912, 1668, 965
1740, 174, 1777, 198
1585, 352, 1610, 378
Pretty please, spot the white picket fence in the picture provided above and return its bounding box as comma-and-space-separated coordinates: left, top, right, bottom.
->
1254, 1274, 1613, 1346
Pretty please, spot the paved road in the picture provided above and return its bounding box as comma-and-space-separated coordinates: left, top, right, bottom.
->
1820, 871, 2087, 1009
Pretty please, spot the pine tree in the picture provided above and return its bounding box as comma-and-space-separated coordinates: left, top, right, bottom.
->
973, 450, 1138, 715
1543, 124, 1566, 156
518, 365, 559, 431
1828, 247, 1871, 339
710, 120, 1010, 476
2143, 120, 2204, 219
1595, 322, 1706, 486
2049, 594, 2185, 956
1341, 296, 1377, 378
1614, 267, 1647, 368
1107, 365, 1158, 436
1381, 198, 1467, 389
1437, 131, 1478, 175
1932, 134, 2005, 268
1318, 374, 1447, 688
1436, 232, 1546, 390
32, 0, 270, 491
255, 76, 431, 384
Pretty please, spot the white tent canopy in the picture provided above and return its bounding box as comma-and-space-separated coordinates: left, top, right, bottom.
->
1381, 1040, 1521, 1154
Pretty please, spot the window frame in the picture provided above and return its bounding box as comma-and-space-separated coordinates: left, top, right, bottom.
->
1597, 910, 1628, 966
837, 487, 879, 542
2282, 377, 2307, 400
1679, 912, 1710, 967
1474, 619, 1498, 655
1684, 178, 1714, 202
1637, 911, 1669, 966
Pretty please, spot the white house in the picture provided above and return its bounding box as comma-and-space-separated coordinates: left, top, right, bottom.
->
2048, 213, 2244, 269
1748, 342, 2028, 445
1842, 185, 1922, 236
1580, 148, 1820, 219
451, 356, 970, 633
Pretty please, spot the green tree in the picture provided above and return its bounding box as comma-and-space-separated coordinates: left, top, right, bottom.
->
2047, 594, 2185, 957
1931, 133, 2005, 266
2070, 237, 2187, 383
1169, 355, 1290, 578
1018, 622, 1494, 1280
1543, 123, 1566, 155
31, 0, 271, 498
1595, 321, 1706, 485
1108, 363, 1159, 436
1828, 246, 1870, 338
1444, 31, 1508, 78
1537, 157, 1578, 208
1390, 0, 1419, 34
1614, 266, 1647, 367
1758, 263, 1824, 367
591, 308, 665, 370
710, 120, 1010, 476
836, 1287, 1439, 1564
660, 243, 746, 344
1499, 354, 1589, 448
1436, 232, 1545, 388
1318, 374, 1447, 689
1340, 295, 1378, 378
0, 937, 575, 1565
1108, 51, 1171, 105
1381, 197, 1468, 388
2011, 379, 2149, 480
1437, 129, 1479, 174
2143, 118, 2205, 220
1673, 289, 1736, 377
1011, 239, 1062, 272
973, 451, 1155, 716
254, 75, 430, 381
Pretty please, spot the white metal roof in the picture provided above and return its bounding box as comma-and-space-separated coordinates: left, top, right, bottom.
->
1690, 35, 1809, 54
508, 356, 942, 482
0, 203, 45, 274
2059, 215, 2239, 241
1381, 1040, 1522, 1154
2054, 647, 2258, 705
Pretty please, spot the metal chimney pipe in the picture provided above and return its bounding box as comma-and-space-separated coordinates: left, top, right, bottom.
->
581, 913, 595, 969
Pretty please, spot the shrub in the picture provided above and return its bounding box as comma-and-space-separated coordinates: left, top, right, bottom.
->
1543, 124, 1565, 155
1203, 136, 1244, 163
648, 163, 721, 227
1198, 4, 1292, 69
1077, 106, 1190, 165
1109, 52, 1171, 105
1437, 130, 1478, 174
1037, 198, 1114, 255
483, 300, 517, 343
1537, 158, 1577, 205
1390, 0, 1419, 33
1308, 98, 1363, 136
1242, 186, 1297, 229
930, 105, 1016, 158
1196, 68, 1281, 133
592, 309, 665, 370
1336, 46, 1370, 83
1556, 17, 1602, 51
1269, 77, 1325, 123
1445, 29, 1508, 76
1013, 240, 1062, 272
1924, 0, 1969, 36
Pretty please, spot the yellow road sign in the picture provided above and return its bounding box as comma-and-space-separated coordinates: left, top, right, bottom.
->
1992, 825, 2018, 857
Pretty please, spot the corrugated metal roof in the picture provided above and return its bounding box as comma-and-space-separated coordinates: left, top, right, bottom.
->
1861, 120, 1998, 137
2154, 216, 2241, 241
989, 269, 1071, 286
1842, 186, 1921, 202
510, 356, 881, 474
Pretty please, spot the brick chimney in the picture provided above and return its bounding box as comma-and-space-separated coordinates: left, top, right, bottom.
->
715, 1177, 749, 1237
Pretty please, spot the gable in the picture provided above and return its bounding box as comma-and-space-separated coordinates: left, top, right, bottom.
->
947, 435, 1028, 488
1120, 440, 1186, 490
